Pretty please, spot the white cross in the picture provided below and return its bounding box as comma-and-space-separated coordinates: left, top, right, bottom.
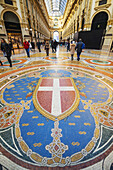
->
38, 78, 75, 116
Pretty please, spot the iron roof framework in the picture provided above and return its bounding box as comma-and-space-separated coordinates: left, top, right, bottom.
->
44, 0, 67, 16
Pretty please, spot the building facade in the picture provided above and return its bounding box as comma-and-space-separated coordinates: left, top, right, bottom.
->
0, 0, 50, 46
62, 0, 113, 50
0, 0, 113, 50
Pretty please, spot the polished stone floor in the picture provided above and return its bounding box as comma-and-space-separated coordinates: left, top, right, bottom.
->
0, 46, 113, 170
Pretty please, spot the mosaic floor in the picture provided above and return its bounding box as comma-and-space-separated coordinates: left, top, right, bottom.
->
0, 47, 113, 170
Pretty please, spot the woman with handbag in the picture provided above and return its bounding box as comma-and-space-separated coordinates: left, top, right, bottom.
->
1, 38, 12, 67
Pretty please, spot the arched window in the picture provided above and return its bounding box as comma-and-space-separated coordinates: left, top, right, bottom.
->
81, 18, 85, 30
3, 11, 21, 33
91, 12, 108, 30
54, 18, 58, 22
3, 11, 20, 23
99, 0, 107, 5
5, 0, 13, 5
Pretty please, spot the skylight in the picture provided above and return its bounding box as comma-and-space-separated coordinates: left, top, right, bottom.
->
44, 0, 67, 16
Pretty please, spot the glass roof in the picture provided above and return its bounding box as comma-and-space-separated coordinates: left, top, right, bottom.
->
44, 0, 67, 17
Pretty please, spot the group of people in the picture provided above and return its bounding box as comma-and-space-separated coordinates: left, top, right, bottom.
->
70, 39, 85, 61
23, 39, 58, 58
45, 40, 58, 56
23, 39, 42, 58
0, 38, 85, 67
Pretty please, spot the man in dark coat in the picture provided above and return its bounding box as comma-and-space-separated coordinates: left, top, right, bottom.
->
53, 40, 58, 53
9, 40, 15, 55
36, 40, 41, 52
1, 38, 12, 67
75, 38, 85, 61
51, 40, 54, 53
67, 40, 70, 52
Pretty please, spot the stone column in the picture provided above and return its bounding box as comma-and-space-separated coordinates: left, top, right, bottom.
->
102, 20, 113, 51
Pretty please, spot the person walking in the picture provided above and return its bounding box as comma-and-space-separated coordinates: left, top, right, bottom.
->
1, 38, 12, 67
31, 41, 35, 52
70, 41, 76, 61
9, 40, 15, 55
36, 40, 41, 52
75, 38, 85, 61
51, 40, 54, 53
0, 60, 3, 66
17, 42, 20, 49
28, 40, 32, 51
23, 39, 30, 58
53, 40, 58, 53
67, 40, 70, 52
45, 41, 50, 56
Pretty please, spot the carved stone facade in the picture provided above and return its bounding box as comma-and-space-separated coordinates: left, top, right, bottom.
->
62, 0, 113, 50
0, 0, 50, 43
0, 0, 113, 50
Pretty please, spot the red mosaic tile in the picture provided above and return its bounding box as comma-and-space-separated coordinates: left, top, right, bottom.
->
37, 91, 52, 113
59, 79, 72, 86
60, 91, 75, 113
40, 79, 53, 86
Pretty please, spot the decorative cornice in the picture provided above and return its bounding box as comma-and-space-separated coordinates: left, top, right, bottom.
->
0, 4, 18, 10
94, 3, 111, 10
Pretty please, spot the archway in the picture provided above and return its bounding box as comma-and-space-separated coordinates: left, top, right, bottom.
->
91, 12, 108, 30
91, 12, 108, 48
78, 11, 108, 49
3, 11, 22, 48
53, 31, 59, 42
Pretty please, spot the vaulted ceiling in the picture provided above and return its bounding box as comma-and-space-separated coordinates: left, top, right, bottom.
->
44, 0, 67, 17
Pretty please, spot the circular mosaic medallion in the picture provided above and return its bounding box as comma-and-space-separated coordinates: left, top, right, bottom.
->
45, 56, 68, 62
84, 59, 113, 67
0, 65, 113, 168
91, 60, 110, 64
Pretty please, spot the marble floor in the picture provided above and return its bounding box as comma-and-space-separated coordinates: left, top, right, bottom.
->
0, 46, 113, 170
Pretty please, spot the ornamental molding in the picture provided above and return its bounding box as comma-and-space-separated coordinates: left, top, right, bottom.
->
94, 3, 111, 11
0, 4, 18, 10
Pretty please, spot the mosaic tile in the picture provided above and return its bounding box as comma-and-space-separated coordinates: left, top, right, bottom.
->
0, 48, 113, 169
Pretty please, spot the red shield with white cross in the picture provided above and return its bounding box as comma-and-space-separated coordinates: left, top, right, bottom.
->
33, 78, 80, 121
